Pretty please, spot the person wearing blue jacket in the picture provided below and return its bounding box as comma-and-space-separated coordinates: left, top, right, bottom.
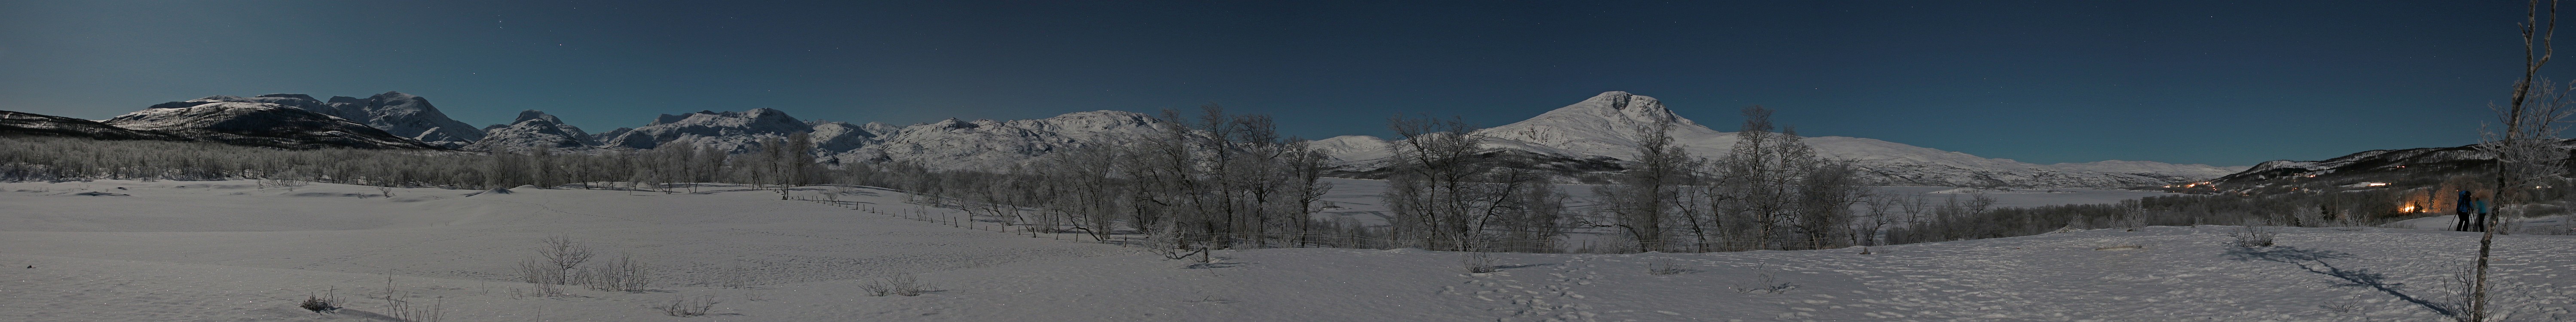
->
2454, 190, 2491, 232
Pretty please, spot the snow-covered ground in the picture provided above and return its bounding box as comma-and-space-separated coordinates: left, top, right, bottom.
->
1313, 178, 2175, 228
5, 180, 2571, 321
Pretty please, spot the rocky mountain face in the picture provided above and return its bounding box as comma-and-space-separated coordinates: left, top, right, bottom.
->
1320, 91, 2245, 188
2203, 141, 2566, 188
825, 110, 1166, 170
322, 92, 485, 146
152, 92, 485, 147
101, 102, 441, 150
465, 110, 600, 152
599, 109, 814, 154
569, 107, 1166, 170
1, 110, 186, 141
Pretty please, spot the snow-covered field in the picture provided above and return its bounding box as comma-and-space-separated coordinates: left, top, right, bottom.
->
5, 180, 2572, 321
1313, 178, 2178, 227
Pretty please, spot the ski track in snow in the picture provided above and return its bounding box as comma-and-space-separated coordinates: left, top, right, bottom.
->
3, 180, 2573, 321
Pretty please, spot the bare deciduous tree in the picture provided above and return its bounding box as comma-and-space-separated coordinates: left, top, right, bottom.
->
2467, 1, 2571, 320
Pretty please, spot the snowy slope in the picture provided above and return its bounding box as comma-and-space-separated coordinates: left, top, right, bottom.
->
0, 109, 185, 141
321, 92, 487, 146
1310, 135, 1394, 165
100, 102, 442, 150
151, 92, 489, 147
2046, 160, 2251, 183
4, 179, 2570, 321
831, 111, 1165, 170
600, 109, 814, 153
588, 108, 1167, 169
464, 110, 601, 152
1325, 91, 2243, 188
2208, 141, 2546, 185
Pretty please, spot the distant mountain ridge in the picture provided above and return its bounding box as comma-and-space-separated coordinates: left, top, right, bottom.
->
101, 102, 442, 150
1, 110, 187, 141
1316, 91, 2245, 188
465, 110, 600, 152
27, 91, 2243, 188
2201, 140, 2576, 187
149, 92, 486, 147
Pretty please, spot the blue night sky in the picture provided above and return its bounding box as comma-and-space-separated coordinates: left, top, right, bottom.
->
1, 0, 2566, 166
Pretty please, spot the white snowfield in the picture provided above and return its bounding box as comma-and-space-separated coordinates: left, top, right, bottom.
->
4, 181, 2571, 322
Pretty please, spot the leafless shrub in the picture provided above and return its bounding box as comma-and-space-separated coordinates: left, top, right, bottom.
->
298, 286, 340, 313
386, 295, 443, 322
2227, 225, 2277, 248
2443, 263, 2478, 321
515, 258, 563, 296
720, 260, 753, 289
515, 235, 596, 295
582, 253, 652, 292
1647, 258, 1693, 275
1142, 223, 1203, 261
381, 273, 443, 322
1460, 252, 1497, 273
1732, 264, 1797, 294
538, 235, 594, 282
2318, 301, 2361, 313
655, 295, 720, 317
861, 274, 930, 297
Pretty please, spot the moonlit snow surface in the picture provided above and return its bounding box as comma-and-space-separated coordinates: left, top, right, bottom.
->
4, 180, 2572, 321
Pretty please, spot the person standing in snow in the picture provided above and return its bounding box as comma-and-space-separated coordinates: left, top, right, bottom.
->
2455, 190, 2475, 232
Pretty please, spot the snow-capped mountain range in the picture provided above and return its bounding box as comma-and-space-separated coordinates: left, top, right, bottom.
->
101, 102, 441, 150
1315, 91, 2247, 187
463, 110, 599, 151
29, 91, 2249, 188
148, 92, 487, 147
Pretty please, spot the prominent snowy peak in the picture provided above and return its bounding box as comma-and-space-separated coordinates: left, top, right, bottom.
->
591, 127, 632, 144
807, 122, 882, 152
1477, 91, 1725, 160
1311, 135, 1394, 164
0, 109, 185, 141
831, 110, 1166, 170
101, 102, 440, 150
508, 109, 591, 140
603, 108, 814, 153
159, 92, 486, 147
465, 110, 598, 152
324, 91, 486, 146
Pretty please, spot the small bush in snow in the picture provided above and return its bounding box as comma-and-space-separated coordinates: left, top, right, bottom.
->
1732, 264, 1797, 294
298, 287, 340, 313
861, 273, 930, 297
2227, 225, 2278, 248
2441, 263, 2479, 320
1461, 253, 1497, 273
655, 295, 720, 317
582, 253, 652, 292
1647, 258, 1692, 275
